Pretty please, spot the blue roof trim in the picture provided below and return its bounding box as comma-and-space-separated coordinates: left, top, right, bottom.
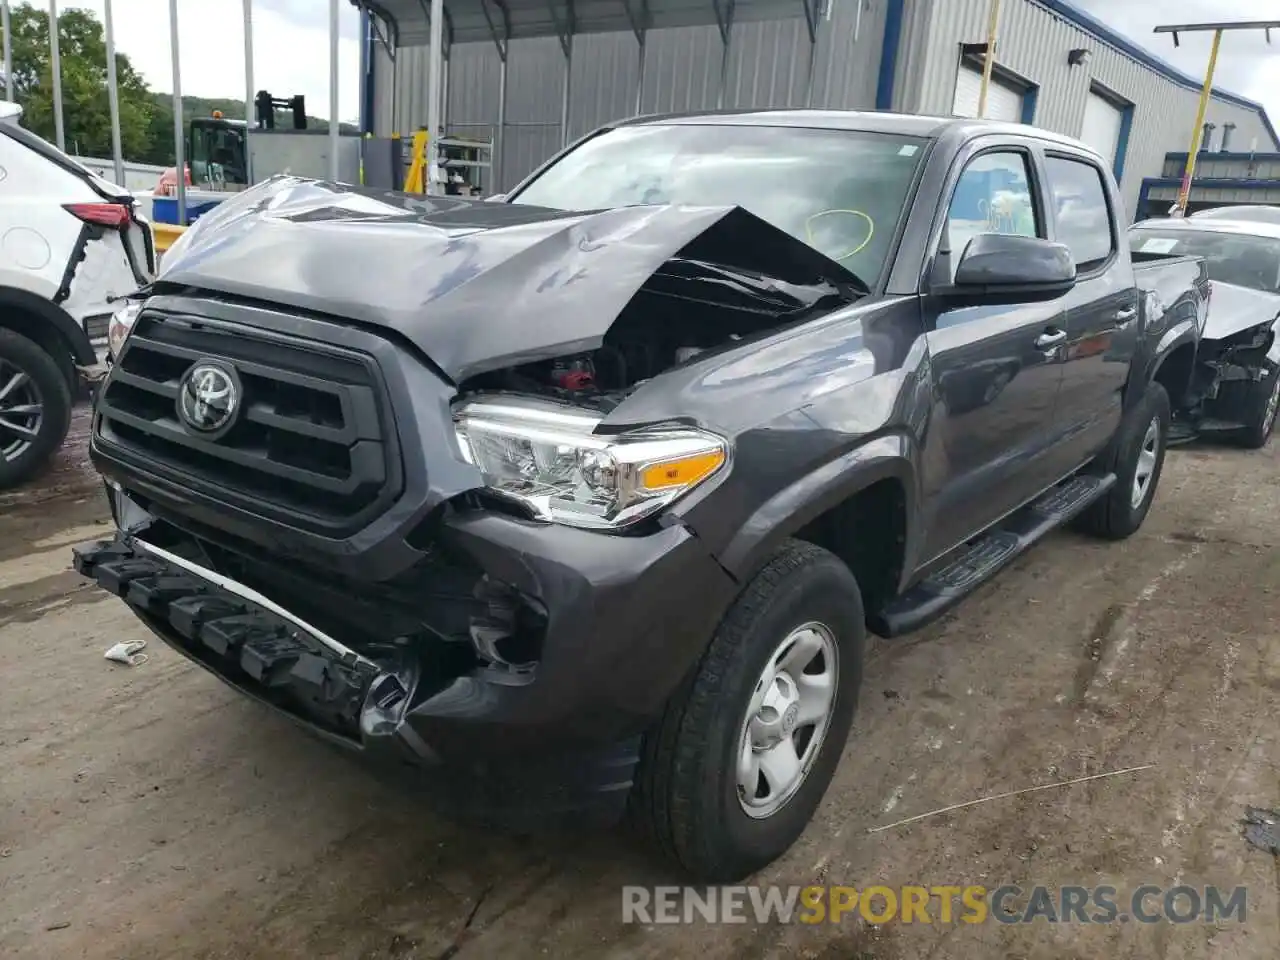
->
1165, 151, 1280, 163
1036, 0, 1279, 150
875, 0, 904, 111
1143, 176, 1280, 190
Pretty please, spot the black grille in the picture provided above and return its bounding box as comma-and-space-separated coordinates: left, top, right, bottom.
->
95, 309, 401, 535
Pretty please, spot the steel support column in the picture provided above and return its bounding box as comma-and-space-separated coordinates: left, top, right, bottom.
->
621, 0, 649, 117
2, 1, 13, 103
244, 0, 254, 182
425, 0, 445, 193
479, 0, 510, 191
329, 0, 341, 181
801, 0, 820, 108
1155, 18, 1280, 215
713, 0, 736, 110
48, 0, 65, 149
168, 0, 186, 224
103, 0, 124, 184
548, 0, 575, 148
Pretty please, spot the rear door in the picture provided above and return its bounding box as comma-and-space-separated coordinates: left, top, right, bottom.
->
1043, 151, 1134, 470
918, 138, 1069, 560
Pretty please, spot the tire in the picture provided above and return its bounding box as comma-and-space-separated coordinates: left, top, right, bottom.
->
0, 329, 74, 490
1075, 381, 1170, 541
630, 540, 865, 882
1226, 366, 1280, 450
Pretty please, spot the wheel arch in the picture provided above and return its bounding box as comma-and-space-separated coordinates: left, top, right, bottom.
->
715, 433, 919, 620
1131, 322, 1198, 411
0, 285, 97, 369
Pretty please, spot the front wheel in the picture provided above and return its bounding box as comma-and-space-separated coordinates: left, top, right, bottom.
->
631, 540, 865, 882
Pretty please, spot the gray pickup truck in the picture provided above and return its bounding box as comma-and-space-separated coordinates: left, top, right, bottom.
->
76, 111, 1208, 881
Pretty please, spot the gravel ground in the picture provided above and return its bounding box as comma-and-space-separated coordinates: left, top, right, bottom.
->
2, 407, 1278, 960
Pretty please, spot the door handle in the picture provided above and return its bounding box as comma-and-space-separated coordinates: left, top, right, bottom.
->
1115, 307, 1137, 322
1034, 329, 1067, 350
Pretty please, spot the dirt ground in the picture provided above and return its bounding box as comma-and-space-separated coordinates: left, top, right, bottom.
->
2, 407, 1279, 960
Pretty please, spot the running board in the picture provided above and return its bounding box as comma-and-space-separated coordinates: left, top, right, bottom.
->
869, 472, 1116, 638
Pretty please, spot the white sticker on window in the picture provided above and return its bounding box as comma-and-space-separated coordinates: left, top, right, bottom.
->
1139, 237, 1179, 253
899, 144, 919, 156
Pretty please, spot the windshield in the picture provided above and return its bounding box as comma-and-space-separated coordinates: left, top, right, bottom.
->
1130, 227, 1280, 294
508, 123, 929, 288
1191, 206, 1280, 225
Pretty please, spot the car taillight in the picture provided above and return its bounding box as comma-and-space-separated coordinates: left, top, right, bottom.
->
63, 202, 131, 229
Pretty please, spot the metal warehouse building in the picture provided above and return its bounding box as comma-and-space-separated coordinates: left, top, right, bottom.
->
355, 0, 1279, 219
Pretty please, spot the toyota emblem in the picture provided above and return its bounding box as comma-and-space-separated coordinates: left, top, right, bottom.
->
177, 360, 241, 436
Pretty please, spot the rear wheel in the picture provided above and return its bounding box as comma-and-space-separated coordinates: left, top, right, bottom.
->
0, 329, 73, 490
631, 540, 864, 881
1075, 381, 1170, 541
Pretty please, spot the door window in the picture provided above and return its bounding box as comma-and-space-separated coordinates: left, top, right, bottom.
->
945, 150, 1041, 265
1045, 155, 1114, 271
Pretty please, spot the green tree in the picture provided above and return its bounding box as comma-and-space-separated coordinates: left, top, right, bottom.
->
3, 2, 154, 159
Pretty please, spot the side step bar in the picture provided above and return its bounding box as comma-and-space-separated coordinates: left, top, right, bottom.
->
869, 472, 1116, 638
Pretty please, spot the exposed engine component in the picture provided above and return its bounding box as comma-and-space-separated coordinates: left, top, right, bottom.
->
456, 257, 853, 409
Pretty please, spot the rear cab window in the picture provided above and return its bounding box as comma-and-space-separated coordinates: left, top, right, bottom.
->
1044, 155, 1115, 272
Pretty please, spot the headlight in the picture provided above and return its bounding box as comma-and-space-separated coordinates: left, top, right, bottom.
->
107, 300, 142, 358
453, 399, 728, 530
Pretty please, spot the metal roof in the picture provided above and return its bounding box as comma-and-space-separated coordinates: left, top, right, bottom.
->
350, 0, 806, 48
618, 108, 1111, 154
1038, 0, 1278, 149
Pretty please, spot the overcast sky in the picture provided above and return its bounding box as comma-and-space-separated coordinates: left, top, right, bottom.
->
57, 0, 1280, 129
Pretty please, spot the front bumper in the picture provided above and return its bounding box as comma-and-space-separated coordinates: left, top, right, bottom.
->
74, 489, 738, 823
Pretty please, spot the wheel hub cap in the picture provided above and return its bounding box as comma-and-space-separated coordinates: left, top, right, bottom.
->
0, 362, 44, 464
1263, 376, 1279, 436
736, 622, 839, 819
1130, 415, 1160, 510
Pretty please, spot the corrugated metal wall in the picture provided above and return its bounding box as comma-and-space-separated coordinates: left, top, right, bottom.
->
370, 0, 1278, 211
892, 0, 1277, 220
373, 0, 889, 191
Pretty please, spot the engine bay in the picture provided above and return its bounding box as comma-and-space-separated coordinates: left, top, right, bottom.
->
455, 257, 856, 410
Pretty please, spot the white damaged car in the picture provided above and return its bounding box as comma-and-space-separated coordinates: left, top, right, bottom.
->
0, 100, 155, 487
1130, 216, 1280, 448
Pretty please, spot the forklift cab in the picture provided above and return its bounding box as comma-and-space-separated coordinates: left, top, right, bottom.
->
188, 114, 248, 188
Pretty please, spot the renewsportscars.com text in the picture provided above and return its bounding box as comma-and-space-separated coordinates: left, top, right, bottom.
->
622, 884, 1248, 925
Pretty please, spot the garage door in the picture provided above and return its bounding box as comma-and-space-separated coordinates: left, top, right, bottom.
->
952, 60, 1023, 122
1081, 90, 1124, 166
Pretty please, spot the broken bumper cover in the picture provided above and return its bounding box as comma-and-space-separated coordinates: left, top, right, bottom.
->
73, 513, 737, 824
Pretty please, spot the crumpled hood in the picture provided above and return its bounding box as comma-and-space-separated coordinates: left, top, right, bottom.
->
158, 176, 862, 382
1205, 280, 1280, 340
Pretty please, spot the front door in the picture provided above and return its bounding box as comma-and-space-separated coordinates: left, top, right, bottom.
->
919, 146, 1070, 560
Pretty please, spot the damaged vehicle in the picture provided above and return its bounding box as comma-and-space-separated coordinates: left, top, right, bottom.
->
75, 112, 1208, 882
1130, 218, 1280, 448
0, 101, 155, 487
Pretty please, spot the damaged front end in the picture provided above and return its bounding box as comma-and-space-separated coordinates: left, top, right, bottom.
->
74, 476, 738, 824
1175, 284, 1280, 441
81, 178, 867, 818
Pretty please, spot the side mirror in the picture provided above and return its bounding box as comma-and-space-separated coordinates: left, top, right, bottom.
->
947, 233, 1076, 301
